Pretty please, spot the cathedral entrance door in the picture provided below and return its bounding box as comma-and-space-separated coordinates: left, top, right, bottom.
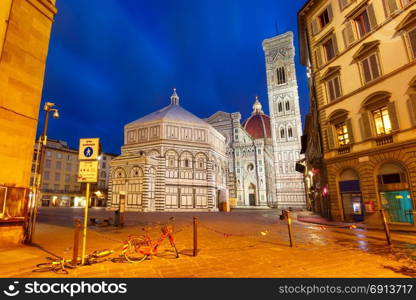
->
249, 194, 256, 206
248, 183, 256, 206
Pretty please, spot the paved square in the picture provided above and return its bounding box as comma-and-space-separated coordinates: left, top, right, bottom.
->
1, 208, 416, 278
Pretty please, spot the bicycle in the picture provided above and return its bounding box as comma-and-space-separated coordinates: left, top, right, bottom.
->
33, 249, 114, 274
121, 217, 179, 263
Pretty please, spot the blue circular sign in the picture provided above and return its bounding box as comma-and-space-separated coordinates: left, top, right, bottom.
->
84, 147, 93, 158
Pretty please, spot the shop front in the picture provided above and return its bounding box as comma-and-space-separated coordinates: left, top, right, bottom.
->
377, 162, 414, 225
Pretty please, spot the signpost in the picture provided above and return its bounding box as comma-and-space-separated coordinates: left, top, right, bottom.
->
78, 138, 100, 265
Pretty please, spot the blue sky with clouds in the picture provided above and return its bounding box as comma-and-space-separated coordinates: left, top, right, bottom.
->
40, 0, 309, 154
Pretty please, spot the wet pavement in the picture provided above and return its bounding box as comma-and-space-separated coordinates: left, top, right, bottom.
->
1, 207, 416, 278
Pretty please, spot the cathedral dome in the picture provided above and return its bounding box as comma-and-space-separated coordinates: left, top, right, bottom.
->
242, 97, 272, 139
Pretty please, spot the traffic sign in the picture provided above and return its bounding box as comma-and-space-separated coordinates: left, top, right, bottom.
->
79, 138, 100, 160
77, 161, 98, 183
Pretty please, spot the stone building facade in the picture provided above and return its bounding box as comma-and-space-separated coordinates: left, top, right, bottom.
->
30, 139, 116, 207
108, 90, 228, 212
0, 0, 57, 246
262, 32, 306, 209
298, 0, 416, 229
206, 98, 276, 208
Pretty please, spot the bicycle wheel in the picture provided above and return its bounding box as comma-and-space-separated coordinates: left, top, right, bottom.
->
32, 263, 54, 273
123, 237, 149, 263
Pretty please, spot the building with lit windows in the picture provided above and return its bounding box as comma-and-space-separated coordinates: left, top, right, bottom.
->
298, 0, 416, 229
30, 139, 115, 207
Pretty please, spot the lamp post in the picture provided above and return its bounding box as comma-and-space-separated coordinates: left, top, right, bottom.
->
24, 102, 59, 244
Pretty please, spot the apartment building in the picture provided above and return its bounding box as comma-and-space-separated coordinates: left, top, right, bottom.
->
31, 139, 115, 207
298, 0, 416, 229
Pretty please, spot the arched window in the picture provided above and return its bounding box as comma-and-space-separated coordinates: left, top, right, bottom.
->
278, 102, 283, 112
285, 101, 290, 111
276, 67, 287, 85
288, 127, 293, 138
184, 159, 189, 168
280, 128, 285, 139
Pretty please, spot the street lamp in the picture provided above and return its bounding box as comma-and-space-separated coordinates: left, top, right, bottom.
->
24, 102, 59, 244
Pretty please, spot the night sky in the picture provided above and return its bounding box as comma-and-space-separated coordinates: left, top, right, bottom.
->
40, 0, 310, 155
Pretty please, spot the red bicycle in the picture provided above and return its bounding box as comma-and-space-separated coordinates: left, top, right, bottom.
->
122, 217, 179, 263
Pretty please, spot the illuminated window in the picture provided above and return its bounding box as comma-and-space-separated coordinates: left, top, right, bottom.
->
372, 106, 392, 135
335, 122, 350, 146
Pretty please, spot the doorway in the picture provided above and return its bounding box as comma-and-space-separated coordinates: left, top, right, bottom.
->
339, 169, 363, 222
248, 183, 256, 206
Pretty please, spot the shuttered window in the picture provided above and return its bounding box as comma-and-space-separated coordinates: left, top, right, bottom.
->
323, 37, 337, 61
383, 0, 399, 18
355, 11, 371, 37
360, 53, 381, 84
409, 27, 416, 59
326, 76, 342, 102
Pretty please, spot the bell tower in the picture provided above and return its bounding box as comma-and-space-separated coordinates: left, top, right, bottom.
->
262, 31, 306, 209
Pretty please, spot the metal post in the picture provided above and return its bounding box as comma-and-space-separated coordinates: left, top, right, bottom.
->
72, 218, 81, 267
286, 210, 294, 248
25, 109, 50, 244
193, 216, 198, 257
380, 209, 391, 245
81, 183, 90, 264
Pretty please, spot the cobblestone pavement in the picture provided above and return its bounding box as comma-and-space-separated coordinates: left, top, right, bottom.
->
1, 208, 416, 278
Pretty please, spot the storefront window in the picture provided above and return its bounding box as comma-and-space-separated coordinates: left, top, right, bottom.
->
378, 162, 414, 224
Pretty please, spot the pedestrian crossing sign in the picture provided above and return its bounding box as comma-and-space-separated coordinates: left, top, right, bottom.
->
79, 138, 100, 160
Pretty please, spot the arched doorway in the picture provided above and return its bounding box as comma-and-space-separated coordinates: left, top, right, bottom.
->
378, 162, 414, 224
248, 183, 256, 206
339, 169, 363, 222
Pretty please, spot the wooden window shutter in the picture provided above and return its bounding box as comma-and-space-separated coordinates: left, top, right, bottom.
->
327, 126, 336, 149
332, 34, 339, 55
367, 4, 378, 30
342, 21, 355, 47
387, 101, 399, 131
359, 112, 372, 139
383, 0, 398, 18
315, 48, 323, 67
327, 4, 334, 22
346, 118, 354, 143
311, 19, 319, 36
407, 94, 416, 127
339, 0, 349, 10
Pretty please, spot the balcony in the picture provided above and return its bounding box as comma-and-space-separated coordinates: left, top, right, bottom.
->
375, 134, 394, 146
337, 145, 351, 155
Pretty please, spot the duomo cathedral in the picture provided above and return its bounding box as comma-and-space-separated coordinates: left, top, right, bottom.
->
108, 32, 306, 212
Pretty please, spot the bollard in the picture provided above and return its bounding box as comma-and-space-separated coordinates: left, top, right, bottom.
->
286, 210, 294, 248
119, 195, 125, 228
193, 216, 198, 257
72, 218, 81, 267
380, 209, 392, 245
